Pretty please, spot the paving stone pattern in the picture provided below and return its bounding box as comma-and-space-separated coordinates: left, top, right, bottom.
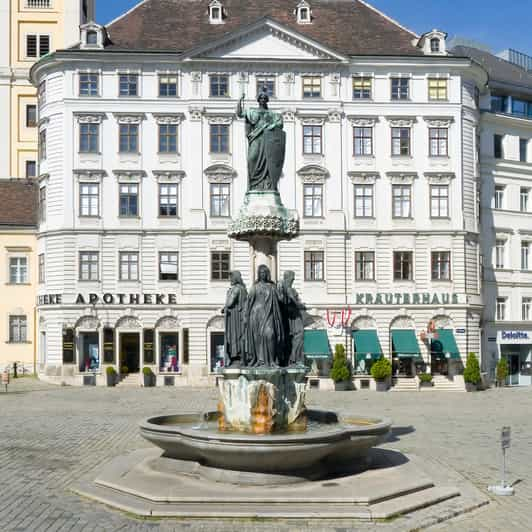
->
1, 378, 531, 531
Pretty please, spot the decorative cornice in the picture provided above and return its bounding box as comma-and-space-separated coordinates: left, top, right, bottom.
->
204, 163, 236, 183
424, 172, 455, 184
297, 165, 329, 183
423, 117, 454, 128
153, 170, 186, 182
113, 170, 147, 181
153, 113, 185, 125
386, 116, 417, 127
348, 171, 380, 184
205, 114, 235, 125
347, 115, 379, 126
74, 169, 106, 181
74, 112, 106, 124
113, 113, 146, 124
386, 171, 418, 185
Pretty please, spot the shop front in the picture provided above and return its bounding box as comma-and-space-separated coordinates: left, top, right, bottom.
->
304, 329, 331, 379
498, 331, 532, 387
430, 329, 461, 376
391, 329, 422, 377
353, 329, 382, 375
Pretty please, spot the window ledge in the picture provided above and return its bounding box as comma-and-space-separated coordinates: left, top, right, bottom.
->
5, 283, 31, 286
5, 341, 32, 345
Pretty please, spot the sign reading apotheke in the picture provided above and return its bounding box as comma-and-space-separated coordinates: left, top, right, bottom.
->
353, 292, 460, 306
38, 293, 178, 306
498, 330, 532, 345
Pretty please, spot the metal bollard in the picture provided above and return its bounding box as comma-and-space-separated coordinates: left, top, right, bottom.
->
13, 362, 18, 379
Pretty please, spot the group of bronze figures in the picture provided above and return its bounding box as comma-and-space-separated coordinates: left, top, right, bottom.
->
223, 266, 307, 368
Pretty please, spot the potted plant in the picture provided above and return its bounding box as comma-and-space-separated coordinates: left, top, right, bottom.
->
143, 367, 155, 387
463, 352, 481, 391
120, 365, 129, 376
418, 373, 433, 388
496, 358, 509, 388
106, 366, 117, 387
370, 358, 392, 391
330, 344, 352, 391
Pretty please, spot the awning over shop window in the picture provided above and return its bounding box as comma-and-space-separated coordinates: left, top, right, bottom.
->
304, 330, 331, 359
431, 329, 460, 359
391, 329, 421, 358
353, 330, 382, 361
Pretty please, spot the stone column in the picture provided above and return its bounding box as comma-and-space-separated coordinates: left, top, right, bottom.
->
251, 237, 278, 282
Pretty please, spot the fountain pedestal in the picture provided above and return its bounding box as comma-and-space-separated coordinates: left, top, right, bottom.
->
218, 368, 306, 434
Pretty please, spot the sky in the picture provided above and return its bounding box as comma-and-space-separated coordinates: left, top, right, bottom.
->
96, 0, 532, 55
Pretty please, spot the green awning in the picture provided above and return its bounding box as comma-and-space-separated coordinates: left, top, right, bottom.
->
353, 330, 382, 361
431, 329, 460, 359
304, 330, 331, 359
391, 330, 421, 358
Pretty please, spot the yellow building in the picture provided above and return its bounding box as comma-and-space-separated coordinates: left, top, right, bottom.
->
0, 0, 93, 178
0, 180, 38, 373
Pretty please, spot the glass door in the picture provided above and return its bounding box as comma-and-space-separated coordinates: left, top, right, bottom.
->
507, 354, 520, 386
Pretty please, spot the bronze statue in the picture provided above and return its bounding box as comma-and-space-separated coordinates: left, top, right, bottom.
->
279, 271, 306, 367
237, 88, 286, 192
245, 265, 285, 367
223, 271, 248, 367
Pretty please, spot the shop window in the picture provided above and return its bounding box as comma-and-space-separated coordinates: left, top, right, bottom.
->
62, 328, 74, 363
210, 332, 225, 372
79, 331, 99, 372
103, 328, 115, 364
143, 329, 155, 364
159, 333, 179, 373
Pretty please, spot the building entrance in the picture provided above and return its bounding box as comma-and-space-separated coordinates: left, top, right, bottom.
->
120, 333, 140, 374
505, 354, 520, 386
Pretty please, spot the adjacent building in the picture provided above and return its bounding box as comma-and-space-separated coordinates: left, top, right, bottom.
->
31, 0, 486, 387
0, 0, 93, 179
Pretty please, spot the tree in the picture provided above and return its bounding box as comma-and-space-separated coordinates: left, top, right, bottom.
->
496, 358, 509, 387
330, 344, 351, 383
463, 352, 481, 385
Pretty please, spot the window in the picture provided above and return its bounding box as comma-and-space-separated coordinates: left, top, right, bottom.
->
304, 251, 324, 281
297, 5, 311, 23
79, 73, 99, 97
393, 251, 413, 281
210, 74, 229, 97
119, 124, 139, 153
9, 257, 28, 284
494, 134, 503, 159
210, 183, 230, 217
209, 2, 223, 23
39, 129, 46, 160
521, 188, 530, 212
428, 78, 447, 100
159, 252, 178, 281
430, 185, 449, 218
520, 138, 529, 163
431, 251, 451, 280
391, 78, 409, 100
494, 186, 504, 209
159, 124, 178, 153
355, 251, 375, 281
521, 242, 530, 270
303, 184, 323, 217
495, 240, 506, 269
26, 34, 50, 58
86, 30, 98, 45
256, 76, 275, 98
26, 105, 37, 127
26, 0, 52, 7
210, 124, 229, 153
119, 74, 138, 97
429, 128, 448, 156
522, 298, 532, 321
303, 125, 322, 154
159, 332, 179, 373
352, 76, 372, 99
159, 183, 178, 217
119, 184, 138, 217
119, 252, 139, 281
39, 186, 46, 222
79, 123, 99, 153
9, 316, 27, 343
391, 127, 411, 156
211, 251, 230, 281
354, 185, 374, 218
79, 252, 99, 281
496, 297, 507, 321
353, 127, 373, 156
491, 95, 508, 113
25, 161, 36, 178
302, 76, 321, 98
79, 183, 99, 217
430, 38, 440, 53
38, 81, 46, 105
38, 254, 45, 284
159, 75, 178, 97
392, 185, 412, 218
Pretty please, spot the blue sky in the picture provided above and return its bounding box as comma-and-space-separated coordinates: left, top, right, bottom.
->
96, 0, 532, 55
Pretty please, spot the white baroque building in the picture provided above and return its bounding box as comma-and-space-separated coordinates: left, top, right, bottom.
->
31, 0, 487, 387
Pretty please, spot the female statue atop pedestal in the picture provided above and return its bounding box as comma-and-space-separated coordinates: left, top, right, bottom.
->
245, 265, 285, 367
237, 88, 285, 192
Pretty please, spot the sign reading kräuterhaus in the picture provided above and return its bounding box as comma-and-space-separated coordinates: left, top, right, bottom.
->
352, 292, 461, 306
38, 293, 178, 306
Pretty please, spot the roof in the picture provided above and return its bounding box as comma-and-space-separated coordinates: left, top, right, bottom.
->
105, 0, 422, 57
0, 180, 38, 227
452, 45, 532, 93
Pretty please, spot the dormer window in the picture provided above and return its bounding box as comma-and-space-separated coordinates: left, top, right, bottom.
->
209, 0, 224, 24
419, 29, 447, 56
430, 38, 440, 53
79, 22, 105, 50
86, 31, 98, 45
296, 1, 312, 24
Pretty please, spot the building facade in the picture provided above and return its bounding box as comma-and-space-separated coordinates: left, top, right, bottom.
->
454, 46, 532, 386
0, 180, 38, 373
0, 0, 93, 179
31, 0, 486, 387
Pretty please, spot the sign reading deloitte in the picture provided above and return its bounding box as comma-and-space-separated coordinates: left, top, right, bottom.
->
498, 331, 532, 344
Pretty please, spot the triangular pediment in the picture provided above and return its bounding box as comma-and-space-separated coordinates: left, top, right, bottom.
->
182, 18, 347, 63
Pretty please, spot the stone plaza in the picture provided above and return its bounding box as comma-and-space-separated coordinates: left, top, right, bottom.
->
1, 379, 531, 531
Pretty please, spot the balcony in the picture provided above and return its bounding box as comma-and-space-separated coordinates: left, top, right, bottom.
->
25, 0, 52, 8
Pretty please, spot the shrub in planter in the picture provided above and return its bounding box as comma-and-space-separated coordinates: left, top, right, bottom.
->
496, 358, 509, 387
120, 365, 129, 375
143, 367, 155, 387
105, 366, 117, 386
463, 352, 481, 389
330, 344, 352, 390
370, 358, 392, 381
419, 373, 433, 386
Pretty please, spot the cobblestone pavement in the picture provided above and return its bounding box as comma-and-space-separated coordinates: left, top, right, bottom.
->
1, 378, 531, 531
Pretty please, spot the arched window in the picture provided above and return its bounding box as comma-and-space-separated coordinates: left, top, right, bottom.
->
296, 1, 312, 24
209, 1, 224, 23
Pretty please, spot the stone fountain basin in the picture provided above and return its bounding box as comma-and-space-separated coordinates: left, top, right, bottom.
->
140, 410, 392, 475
